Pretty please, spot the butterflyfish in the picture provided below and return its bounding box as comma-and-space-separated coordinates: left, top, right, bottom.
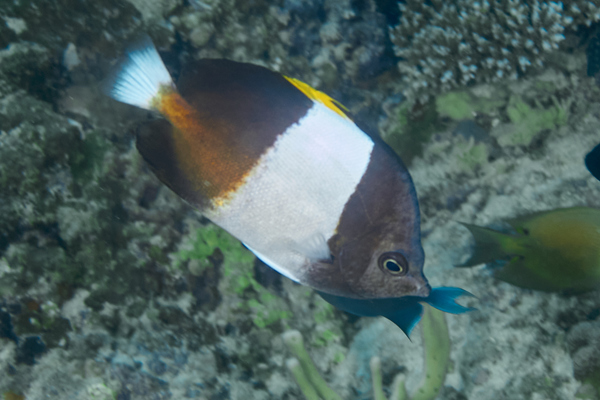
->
459, 207, 600, 293
105, 37, 472, 336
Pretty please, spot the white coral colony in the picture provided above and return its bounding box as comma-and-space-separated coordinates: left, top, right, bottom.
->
390, 0, 600, 103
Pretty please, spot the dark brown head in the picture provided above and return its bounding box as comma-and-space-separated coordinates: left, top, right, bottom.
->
334, 225, 430, 299
305, 141, 431, 299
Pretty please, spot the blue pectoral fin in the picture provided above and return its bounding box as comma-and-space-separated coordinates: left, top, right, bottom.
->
317, 288, 473, 338
385, 302, 424, 338
426, 287, 476, 314
316, 291, 425, 337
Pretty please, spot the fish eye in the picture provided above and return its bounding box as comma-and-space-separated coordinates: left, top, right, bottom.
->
378, 252, 408, 276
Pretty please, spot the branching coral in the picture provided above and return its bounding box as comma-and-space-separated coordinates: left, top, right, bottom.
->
370, 306, 451, 400
390, 0, 600, 103
283, 305, 451, 400
283, 330, 342, 400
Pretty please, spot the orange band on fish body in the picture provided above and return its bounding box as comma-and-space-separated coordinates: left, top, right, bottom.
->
155, 88, 252, 205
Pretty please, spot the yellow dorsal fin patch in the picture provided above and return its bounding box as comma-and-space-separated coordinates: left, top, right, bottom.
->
284, 76, 351, 120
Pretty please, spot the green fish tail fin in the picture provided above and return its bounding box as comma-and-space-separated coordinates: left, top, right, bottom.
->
457, 223, 514, 267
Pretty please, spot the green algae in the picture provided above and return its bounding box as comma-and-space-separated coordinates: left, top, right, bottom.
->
436, 91, 475, 120
313, 329, 340, 348
248, 294, 292, 329
435, 90, 505, 121
384, 100, 441, 165
68, 132, 108, 184
314, 301, 335, 324
176, 224, 238, 275
497, 95, 569, 147
86, 383, 117, 400
179, 225, 292, 329
456, 140, 489, 172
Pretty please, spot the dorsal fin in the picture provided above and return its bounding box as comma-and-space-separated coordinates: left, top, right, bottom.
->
284, 76, 351, 121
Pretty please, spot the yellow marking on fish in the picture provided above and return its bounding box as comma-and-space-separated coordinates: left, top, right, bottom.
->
284, 76, 351, 121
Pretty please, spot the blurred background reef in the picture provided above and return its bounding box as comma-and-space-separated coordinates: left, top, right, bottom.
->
1, 0, 600, 399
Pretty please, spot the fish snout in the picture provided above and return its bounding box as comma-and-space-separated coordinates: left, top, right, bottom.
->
413, 280, 432, 298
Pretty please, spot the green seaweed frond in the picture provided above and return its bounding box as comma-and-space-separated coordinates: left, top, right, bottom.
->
283, 305, 452, 400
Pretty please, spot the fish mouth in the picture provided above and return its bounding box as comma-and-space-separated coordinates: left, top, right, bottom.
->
413, 282, 432, 298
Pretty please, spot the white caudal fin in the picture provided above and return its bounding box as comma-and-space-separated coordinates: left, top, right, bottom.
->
105, 36, 174, 110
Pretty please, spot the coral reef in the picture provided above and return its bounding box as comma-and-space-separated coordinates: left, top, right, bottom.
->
177, 225, 293, 329
496, 94, 569, 146
367, 306, 452, 400
283, 305, 452, 400
390, 0, 600, 103
0, 0, 391, 397
404, 63, 600, 400
1, 0, 600, 399
435, 90, 505, 121
283, 330, 342, 400
567, 320, 600, 395
0, 0, 146, 54
409, 306, 451, 400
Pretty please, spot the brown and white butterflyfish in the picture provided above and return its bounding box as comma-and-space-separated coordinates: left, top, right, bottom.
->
105, 37, 473, 336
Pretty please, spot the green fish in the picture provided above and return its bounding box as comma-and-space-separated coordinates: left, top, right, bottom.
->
458, 207, 600, 292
